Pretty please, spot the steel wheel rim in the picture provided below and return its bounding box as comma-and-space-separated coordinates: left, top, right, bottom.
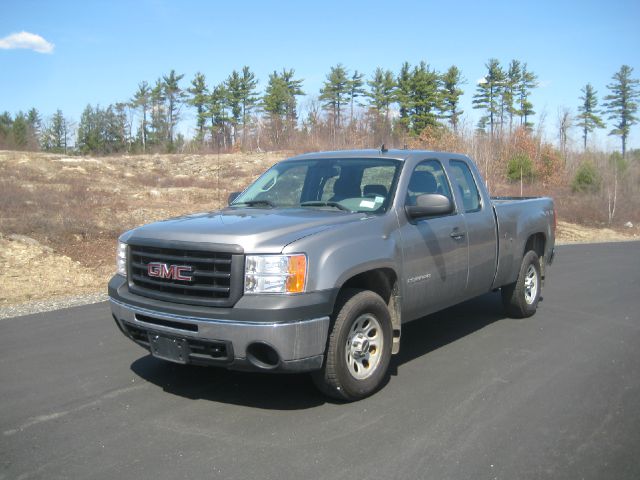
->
524, 264, 538, 304
345, 313, 383, 380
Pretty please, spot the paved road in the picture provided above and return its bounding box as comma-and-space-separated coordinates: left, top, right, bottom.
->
2, 242, 639, 480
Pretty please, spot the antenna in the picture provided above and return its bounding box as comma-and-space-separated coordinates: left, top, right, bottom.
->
380, 143, 388, 153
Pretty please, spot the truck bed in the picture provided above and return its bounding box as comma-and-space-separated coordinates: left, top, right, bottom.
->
491, 196, 555, 289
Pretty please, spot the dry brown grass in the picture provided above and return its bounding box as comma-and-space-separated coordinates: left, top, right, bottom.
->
0, 149, 638, 306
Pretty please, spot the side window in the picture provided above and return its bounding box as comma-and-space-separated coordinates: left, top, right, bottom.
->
449, 160, 481, 212
405, 160, 453, 207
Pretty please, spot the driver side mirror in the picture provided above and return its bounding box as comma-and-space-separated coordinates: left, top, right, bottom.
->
228, 191, 241, 205
405, 193, 453, 219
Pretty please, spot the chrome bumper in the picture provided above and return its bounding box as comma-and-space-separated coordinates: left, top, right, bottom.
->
110, 298, 330, 371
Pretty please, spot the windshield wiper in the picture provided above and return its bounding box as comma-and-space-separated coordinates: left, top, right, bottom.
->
300, 201, 351, 212
233, 199, 276, 208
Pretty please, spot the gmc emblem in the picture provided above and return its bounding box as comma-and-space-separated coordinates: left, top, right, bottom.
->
147, 262, 193, 281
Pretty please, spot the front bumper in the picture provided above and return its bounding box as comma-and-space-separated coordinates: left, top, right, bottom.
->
109, 276, 333, 373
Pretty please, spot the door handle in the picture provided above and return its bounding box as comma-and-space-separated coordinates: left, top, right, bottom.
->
450, 230, 466, 240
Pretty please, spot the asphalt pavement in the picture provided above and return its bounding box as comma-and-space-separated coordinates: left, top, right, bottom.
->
1, 242, 639, 480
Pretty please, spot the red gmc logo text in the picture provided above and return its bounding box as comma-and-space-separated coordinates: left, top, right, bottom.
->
147, 262, 193, 281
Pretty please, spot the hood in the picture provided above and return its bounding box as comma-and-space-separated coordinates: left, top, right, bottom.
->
123, 207, 368, 253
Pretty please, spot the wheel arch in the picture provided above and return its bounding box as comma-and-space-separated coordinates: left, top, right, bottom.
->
337, 267, 402, 354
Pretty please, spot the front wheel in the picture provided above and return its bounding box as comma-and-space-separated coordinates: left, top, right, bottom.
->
501, 250, 541, 318
312, 289, 392, 401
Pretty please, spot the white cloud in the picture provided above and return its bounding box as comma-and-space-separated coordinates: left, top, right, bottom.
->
476, 77, 487, 85
0, 31, 54, 54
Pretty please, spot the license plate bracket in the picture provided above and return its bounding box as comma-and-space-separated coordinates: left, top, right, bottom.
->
148, 334, 190, 364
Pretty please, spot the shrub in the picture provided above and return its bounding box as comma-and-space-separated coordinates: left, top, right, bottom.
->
572, 162, 601, 193
507, 153, 535, 182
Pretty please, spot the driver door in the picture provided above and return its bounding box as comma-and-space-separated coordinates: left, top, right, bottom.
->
399, 159, 469, 320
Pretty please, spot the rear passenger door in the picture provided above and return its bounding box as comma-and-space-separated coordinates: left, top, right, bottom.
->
399, 159, 469, 320
448, 159, 497, 297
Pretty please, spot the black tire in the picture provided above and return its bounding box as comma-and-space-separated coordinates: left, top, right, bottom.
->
501, 250, 541, 318
312, 289, 393, 401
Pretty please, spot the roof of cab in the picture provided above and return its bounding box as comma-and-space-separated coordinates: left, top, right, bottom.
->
283, 149, 470, 162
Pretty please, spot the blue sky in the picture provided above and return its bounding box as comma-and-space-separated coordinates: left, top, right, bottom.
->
2, 0, 639, 149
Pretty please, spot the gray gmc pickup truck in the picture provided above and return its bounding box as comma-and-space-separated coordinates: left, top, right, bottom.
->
109, 149, 555, 400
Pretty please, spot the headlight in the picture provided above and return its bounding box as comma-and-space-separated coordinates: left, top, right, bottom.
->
116, 241, 128, 277
244, 254, 307, 294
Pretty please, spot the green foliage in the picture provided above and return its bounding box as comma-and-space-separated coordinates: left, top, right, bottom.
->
518, 63, 537, 127
473, 59, 536, 134
393, 61, 441, 135
576, 83, 605, 150
188, 72, 209, 143
367, 67, 396, 117
319, 64, 350, 131
503, 60, 521, 130
347, 70, 366, 124
603, 65, 640, 157
11, 112, 28, 149
571, 162, 601, 193
42, 109, 69, 153
473, 58, 504, 135
609, 151, 629, 174
76, 104, 128, 154
162, 70, 186, 146
506, 153, 535, 182
441, 65, 465, 131
395, 62, 412, 132
131, 81, 151, 151
263, 68, 305, 145
408, 61, 441, 134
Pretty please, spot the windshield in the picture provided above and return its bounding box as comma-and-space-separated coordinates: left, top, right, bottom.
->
231, 158, 402, 213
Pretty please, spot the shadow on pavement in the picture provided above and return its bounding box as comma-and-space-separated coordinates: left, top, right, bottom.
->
391, 291, 505, 371
131, 291, 506, 409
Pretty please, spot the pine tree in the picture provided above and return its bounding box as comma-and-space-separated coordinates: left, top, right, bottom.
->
367, 68, 396, 117
367, 67, 396, 141
347, 70, 366, 126
12, 112, 28, 149
409, 61, 441, 134
263, 71, 289, 146
396, 62, 413, 134
77, 105, 100, 154
26, 108, 41, 149
131, 81, 151, 152
263, 69, 304, 146
576, 83, 605, 150
281, 68, 304, 136
42, 110, 69, 153
473, 59, 504, 136
518, 63, 537, 128
208, 83, 230, 149
162, 70, 186, 148
0, 112, 12, 147
440, 65, 465, 132
149, 79, 167, 147
239, 66, 259, 148
603, 65, 640, 157
319, 64, 350, 140
503, 60, 521, 132
224, 70, 243, 145
188, 72, 209, 144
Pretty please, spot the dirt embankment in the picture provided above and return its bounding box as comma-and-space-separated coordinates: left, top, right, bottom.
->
0, 150, 638, 307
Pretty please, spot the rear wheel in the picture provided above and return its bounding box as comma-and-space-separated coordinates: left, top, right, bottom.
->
501, 250, 541, 318
313, 289, 392, 401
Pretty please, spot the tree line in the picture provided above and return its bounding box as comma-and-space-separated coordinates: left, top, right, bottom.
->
0, 61, 637, 157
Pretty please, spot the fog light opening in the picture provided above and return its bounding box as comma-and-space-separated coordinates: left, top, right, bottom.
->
246, 342, 280, 369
